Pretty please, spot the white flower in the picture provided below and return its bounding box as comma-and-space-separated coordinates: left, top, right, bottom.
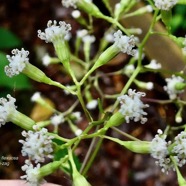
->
172, 131, 186, 167
75, 129, 83, 136
164, 75, 185, 100
61, 0, 78, 8
38, 20, 71, 44
146, 82, 154, 90
72, 111, 82, 122
104, 29, 115, 43
5, 48, 29, 77
155, 157, 174, 174
76, 29, 88, 38
82, 35, 96, 44
105, 33, 115, 43
50, 114, 65, 126
113, 30, 137, 56
0, 94, 17, 127
31, 92, 42, 102
153, 0, 178, 10
117, 89, 149, 124
134, 49, 145, 60
71, 10, 81, 18
21, 160, 45, 186
150, 129, 169, 159
86, 99, 98, 110
42, 54, 51, 66
150, 129, 173, 174
145, 59, 162, 69
19, 128, 54, 163
123, 64, 135, 76
146, 5, 153, 12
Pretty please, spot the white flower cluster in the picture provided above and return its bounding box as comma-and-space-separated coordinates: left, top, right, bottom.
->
38, 20, 71, 44
123, 64, 135, 76
71, 10, 81, 18
164, 75, 185, 100
117, 89, 149, 124
104, 29, 116, 43
150, 130, 186, 174
19, 128, 54, 163
42, 54, 51, 66
62, 0, 78, 8
50, 114, 65, 126
150, 129, 173, 173
21, 160, 45, 186
153, 0, 178, 10
86, 99, 98, 110
172, 131, 186, 167
113, 30, 137, 56
76, 29, 88, 38
71, 111, 82, 122
145, 59, 162, 70
5, 48, 29, 77
82, 35, 96, 44
0, 94, 17, 127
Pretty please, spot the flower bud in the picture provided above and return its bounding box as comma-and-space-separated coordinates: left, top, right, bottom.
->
38, 161, 61, 177
104, 112, 125, 129
114, 0, 131, 19
72, 169, 91, 186
105, 136, 151, 154
11, 110, 35, 130
68, 148, 91, 186
124, 5, 153, 18
92, 44, 119, 70
77, 0, 106, 19
175, 82, 186, 90
134, 79, 154, 90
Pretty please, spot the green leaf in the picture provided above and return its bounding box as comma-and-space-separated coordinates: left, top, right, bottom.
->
0, 52, 32, 89
0, 28, 22, 49
53, 139, 81, 174
161, 10, 172, 32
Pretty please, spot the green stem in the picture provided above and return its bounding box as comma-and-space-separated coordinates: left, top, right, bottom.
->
111, 9, 159, 112
48, 132, 70, 143
77, 85, 92, 121
111, 127, 140, 141
71, 123, 96, 151
50, 80, 76, 95
138, 9, 159, 65
81, 136, 104, 176
80, 126, 100, 174
111, 65, 141, 111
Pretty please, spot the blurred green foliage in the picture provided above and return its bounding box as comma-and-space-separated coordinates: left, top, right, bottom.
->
170, 4, 186, 33
0, 28, 22, 49
53, 139, 81, 175
0, 27, 32, 92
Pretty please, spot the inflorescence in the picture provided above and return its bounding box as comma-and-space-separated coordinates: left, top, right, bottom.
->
150, 130, 186, 174
164, 75, 185, 100
113, 30, 137, 56
0, 94, 17, 127
38, 20, 71, 44
118, 89, 149, 124
5, 48, 29, 77
19, 128, 54, 163
153, 0, 178, 10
